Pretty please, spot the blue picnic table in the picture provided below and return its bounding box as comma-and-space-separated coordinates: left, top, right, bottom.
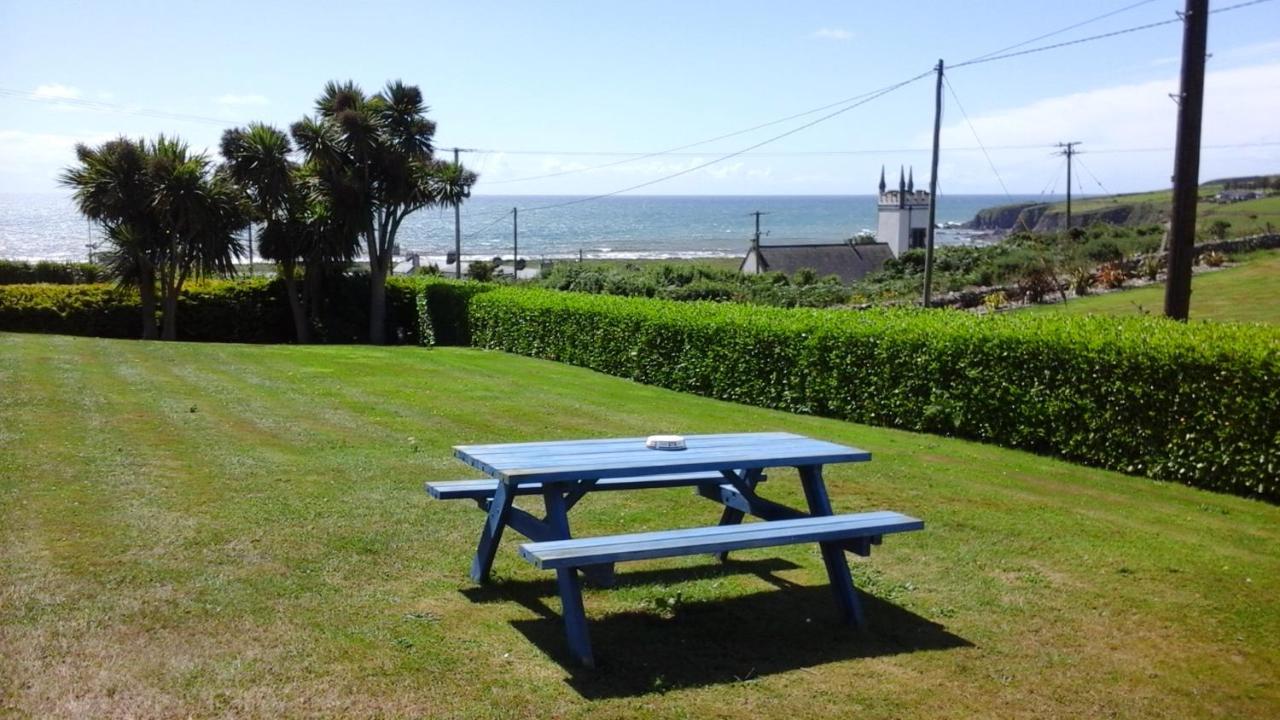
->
429, 431, 923, 667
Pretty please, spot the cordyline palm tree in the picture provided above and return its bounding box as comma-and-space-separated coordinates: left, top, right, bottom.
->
221, 123, 312, 342
292, 80, 476, 344
60, 138, 163, 338
62, 135, 248, 340
148, 137, 248, 340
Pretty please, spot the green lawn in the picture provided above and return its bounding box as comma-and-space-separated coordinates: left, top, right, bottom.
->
1027, 250, 1280, 323
1, 334, 1277, 719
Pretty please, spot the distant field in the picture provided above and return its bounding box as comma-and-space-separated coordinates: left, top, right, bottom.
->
1027, 249, 1280, 324
1200, 195, 1280, 237
1042, 183, 1280, 238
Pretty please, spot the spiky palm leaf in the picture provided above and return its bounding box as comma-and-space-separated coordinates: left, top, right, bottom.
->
220, 123, 294, 221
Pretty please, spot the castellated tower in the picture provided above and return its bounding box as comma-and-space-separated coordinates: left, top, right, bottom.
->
876, 165, 931, 257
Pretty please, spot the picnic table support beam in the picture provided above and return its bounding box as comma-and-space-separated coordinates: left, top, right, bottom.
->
713, 468, 762, 561
697, 481, 873, 557
542, 484, 595, 667
799, 464, 865, 627
470, 480, 515, 584
502, 506, 557, 541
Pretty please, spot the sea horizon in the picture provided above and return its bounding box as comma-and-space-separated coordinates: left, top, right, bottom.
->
1, 191, 1066, 263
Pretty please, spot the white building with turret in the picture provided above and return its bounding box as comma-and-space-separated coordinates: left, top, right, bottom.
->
876, 166, 931, 257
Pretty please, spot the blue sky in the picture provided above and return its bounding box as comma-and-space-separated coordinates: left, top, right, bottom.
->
1, 0, 1278, 195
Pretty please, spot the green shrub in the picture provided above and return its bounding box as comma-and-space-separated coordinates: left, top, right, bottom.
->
467, 261, 495, 282
413, 278, 494, 346
0, 284, 139, 337
469, 288, 1280, 501
0, 276, 490, 346
0, 260, 108, 285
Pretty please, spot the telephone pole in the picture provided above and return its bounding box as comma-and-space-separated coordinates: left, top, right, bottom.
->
511, 207, 518, 281
922, 59, 944, 307
453, 147, 463, 279
1164, 0, 1209, 321
1055, 142, 1081, 232
748, 211, 769, 250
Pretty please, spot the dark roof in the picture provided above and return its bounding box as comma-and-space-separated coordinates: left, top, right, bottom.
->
745, 242, 893, 284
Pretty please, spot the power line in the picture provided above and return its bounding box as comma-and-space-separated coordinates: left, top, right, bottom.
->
474, 81, 927, 186
943, 74, 1013, 199
960, 0, 1160, 65
517, 70, 934, 213
953, 18, 1184, 69
1074, 154, 1120, 199
431, 140, 1280, 160
951, 0, 1276, 70
452, 143, 1055, 158
463, 209, 514, 241
1089, 141, 1280, 153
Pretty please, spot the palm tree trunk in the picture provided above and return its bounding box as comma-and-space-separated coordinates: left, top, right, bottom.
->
368, 263, 388, 344
161, 285, 179, 341
138, 265, 158, 340
304, 263, 322, 332
367, 224, 389, 345
283, 272, 309, 344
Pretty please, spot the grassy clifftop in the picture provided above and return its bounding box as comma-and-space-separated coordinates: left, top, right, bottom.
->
967, 176, 1280, 237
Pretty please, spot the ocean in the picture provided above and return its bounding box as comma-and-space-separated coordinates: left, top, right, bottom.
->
0, 193, 1054, 263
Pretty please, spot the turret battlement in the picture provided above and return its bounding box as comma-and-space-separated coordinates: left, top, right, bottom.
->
878, 189, 930, 208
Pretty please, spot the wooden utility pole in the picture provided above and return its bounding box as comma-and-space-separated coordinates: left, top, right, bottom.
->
1056, 141, 1081, 232
247, 224, 254, 277
511, 207, 518, 281
453, 148, 463, 279
1164, 0, 1209, 321
922, 59, 944, 307
749, 211, 769, 249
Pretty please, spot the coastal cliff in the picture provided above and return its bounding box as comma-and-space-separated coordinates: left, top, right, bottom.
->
964, 175, 1278, 233
965, 199, 1170, 232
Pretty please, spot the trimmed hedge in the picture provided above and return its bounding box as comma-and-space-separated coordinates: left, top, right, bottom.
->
0, 277, 490, 345
0, 283, 139, 337
0, 260, 108, 285
469, 288, 1280, 501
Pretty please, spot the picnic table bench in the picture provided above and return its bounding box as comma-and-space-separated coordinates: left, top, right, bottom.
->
429, 432, 923, 667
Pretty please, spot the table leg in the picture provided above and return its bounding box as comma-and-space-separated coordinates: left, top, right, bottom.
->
799, 464, 865, 627
556, 566, 594, 667
713, 507, 746, 562
543, 483, 596, 666
542, 483, 614, 586
470, 480, 514, 584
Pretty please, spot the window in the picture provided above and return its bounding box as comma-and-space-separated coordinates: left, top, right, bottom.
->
910, 228, 926, 249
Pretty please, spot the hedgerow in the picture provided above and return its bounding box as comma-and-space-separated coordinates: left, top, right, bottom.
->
0, 259, 108, 285
469, 288, 1280, 500
0, 277, 489, 345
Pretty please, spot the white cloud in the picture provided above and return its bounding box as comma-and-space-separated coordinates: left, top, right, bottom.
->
1220, 39, 1280, 60
812, 27, 852, 41
707, 161, 744, 180
932, 61, 1280, 191
32, 84, 81, 100
0, 130, 117, 190
215, 93, 269, 106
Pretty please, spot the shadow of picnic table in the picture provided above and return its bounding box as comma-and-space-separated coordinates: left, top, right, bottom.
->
461, 558, 971, 699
